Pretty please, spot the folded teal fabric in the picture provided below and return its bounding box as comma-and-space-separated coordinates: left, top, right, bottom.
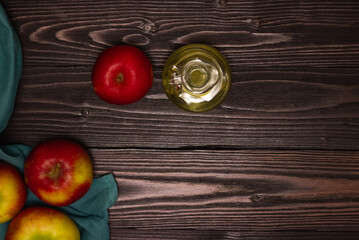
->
0, 4, 118, 240
0, 4, 22, 133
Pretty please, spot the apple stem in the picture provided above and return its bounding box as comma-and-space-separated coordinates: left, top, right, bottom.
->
52, 162, 61, 177
116, 73, 124, 83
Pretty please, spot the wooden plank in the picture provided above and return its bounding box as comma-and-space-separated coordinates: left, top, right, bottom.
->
110, 229, 359, 240
1, 0, 359, 68
90, 149, 359, 232
1, 66, 358, 150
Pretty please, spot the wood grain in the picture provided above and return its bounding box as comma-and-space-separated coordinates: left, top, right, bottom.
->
90, 149, 359, 231
1, 0, 359, 239
1, 66, 358, 150
110, 230, 359, 240
1, 0, 359, 68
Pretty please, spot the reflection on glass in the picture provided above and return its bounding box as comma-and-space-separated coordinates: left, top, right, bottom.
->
162, 44, 231, 112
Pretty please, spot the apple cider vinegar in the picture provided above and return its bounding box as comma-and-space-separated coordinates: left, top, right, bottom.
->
162, 44, 231, 112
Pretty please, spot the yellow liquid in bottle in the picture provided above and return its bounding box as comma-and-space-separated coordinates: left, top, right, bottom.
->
162, 44, 231, 112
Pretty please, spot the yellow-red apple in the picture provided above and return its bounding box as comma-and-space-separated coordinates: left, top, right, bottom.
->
5, 206, 80, 240
24, 139, 93, 207
0, 161, 27, 224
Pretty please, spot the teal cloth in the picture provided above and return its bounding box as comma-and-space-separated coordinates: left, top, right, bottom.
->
0, 4, 22, 133
0, 4, 118, 240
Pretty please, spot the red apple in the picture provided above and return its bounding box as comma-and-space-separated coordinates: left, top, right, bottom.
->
0, 161, 27, 223
5, 206, 80, 240
92, 45, 153, 105
24, 139, 93, 207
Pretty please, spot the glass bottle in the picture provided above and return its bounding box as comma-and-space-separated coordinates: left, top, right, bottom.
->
162, 44, 231, 112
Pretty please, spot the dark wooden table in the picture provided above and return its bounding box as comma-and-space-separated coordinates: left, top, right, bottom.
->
1, 0, 359, 239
